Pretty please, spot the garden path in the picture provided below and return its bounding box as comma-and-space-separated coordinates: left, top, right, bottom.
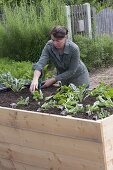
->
90, 67, 113, 89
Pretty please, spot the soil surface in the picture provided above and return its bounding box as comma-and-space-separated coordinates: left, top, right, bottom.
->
0, 86, 97, 120
0, 67, 113, 120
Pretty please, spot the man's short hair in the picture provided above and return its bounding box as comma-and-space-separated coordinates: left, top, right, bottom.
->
50, 26, 68, 39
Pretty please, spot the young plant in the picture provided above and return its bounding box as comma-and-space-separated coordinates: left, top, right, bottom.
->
16, 96, 29, 106
69, 83, 88, 102
32, 90, 43, 101
89, 82, 112, 97
41, 84, 87, 115
0, 72, 26, 92
97, 108, 111, 119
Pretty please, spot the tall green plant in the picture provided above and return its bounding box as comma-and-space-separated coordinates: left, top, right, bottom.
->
0, 0, 65, 61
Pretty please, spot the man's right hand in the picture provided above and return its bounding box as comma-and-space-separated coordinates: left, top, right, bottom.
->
30, 79, 38, 93
30, 70, 41, 93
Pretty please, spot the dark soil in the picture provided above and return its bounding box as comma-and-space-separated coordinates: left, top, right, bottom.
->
1, 67, 113, 120
0, 86, 57, 112
0, 85, 109, 121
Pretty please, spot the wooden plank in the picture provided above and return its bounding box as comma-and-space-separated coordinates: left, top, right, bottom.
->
101, 115, 113, 141
0, 158, 47, 170
100, 116, 113, 170
106, 160, 113, 170
91, 7, 96, 38
103, 139, 113, 160
0, 106, 102, 142
96, 7, 113, 37
0, 124, 104, 162
70, 5, 75, 35
83, 3, 92, 38
0, 142, 62, 169
74, 5, 78, 34
99, 122, 108, 170
0, 142, 105, 170
65, 6, 72, 40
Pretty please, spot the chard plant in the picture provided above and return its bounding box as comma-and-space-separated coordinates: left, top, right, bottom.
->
41, 84, 87, 115
85, 95, 113, 118
41, 83, 113, 119
89, 82, 113, 99
96, 95, 113, 108
32, 90, 43, 101
69, 83, 88, 102
97, 109, 111, 119
86, 103, 100, 116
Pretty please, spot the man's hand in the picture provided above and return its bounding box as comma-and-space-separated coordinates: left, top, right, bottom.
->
29, 70, 41, 93
41, 78, 56, 88
30, 79, 38, 93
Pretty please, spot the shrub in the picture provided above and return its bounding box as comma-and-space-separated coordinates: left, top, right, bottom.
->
74, 34, 113, 71
0, 0, 65, 62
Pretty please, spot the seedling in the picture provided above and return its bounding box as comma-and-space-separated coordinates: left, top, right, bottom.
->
32, 90, 43, 101
16, 96, 29, 106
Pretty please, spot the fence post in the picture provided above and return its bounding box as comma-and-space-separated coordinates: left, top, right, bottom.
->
91, 7, 96, 38
83, 3, 92, 38
65, 6, 72, 41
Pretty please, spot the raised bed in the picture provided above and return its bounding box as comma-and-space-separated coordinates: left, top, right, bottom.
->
0, 106, 112, 170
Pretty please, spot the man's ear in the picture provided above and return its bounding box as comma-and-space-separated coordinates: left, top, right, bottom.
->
65, 35, 68, 39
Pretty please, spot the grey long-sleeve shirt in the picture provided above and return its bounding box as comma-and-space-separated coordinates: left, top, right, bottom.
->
33, 39, 88, 82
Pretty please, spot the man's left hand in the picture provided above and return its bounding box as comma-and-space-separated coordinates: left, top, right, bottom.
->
41, 78, 56, 88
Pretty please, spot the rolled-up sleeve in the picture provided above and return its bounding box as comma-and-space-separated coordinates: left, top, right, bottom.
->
32, 44, 49, 72
55, 45, 80, 81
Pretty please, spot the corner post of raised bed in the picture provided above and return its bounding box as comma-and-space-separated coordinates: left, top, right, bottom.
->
100, 115, 113, 170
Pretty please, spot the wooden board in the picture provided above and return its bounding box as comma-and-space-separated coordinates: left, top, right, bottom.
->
0, 158, 47, 170
0, 142, 105, 170
101, 115, 113, 170
0, 106, 107, 170
0, 107, 102, 142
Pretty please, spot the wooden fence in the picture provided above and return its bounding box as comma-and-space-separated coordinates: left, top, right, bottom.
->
71, 4, 91, 36
96, 7, 113, 37
66, 3, 92, 39
66, 4, 113, 39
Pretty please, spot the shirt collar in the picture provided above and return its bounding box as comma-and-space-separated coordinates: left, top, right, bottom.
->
63, 39, 70, 54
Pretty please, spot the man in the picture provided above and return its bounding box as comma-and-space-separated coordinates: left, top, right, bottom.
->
30, 26, 90, 92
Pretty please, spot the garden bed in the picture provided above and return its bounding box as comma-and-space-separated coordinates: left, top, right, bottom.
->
0, 88, 97, 121
0, 84, 113, 120
0, 85, 113, 169
0, 100, 113, 169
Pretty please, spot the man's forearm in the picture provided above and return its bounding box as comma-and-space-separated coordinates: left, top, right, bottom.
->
55, 70, 76, 82
33, 70, 41, 80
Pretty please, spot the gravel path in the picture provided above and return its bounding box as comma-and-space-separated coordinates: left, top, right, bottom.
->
90, 67, 113, 89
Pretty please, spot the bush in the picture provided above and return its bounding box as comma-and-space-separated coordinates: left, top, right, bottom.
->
0, 0, 65, 62
74, 34, 113, 71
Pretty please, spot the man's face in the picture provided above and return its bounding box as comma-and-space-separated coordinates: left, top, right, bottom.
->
51, 35, 66, 49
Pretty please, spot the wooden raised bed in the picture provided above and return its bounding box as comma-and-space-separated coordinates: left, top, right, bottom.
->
0, 106, 112, 170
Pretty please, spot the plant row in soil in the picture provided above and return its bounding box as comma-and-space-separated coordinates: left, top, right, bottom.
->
0, 84, 113, 120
